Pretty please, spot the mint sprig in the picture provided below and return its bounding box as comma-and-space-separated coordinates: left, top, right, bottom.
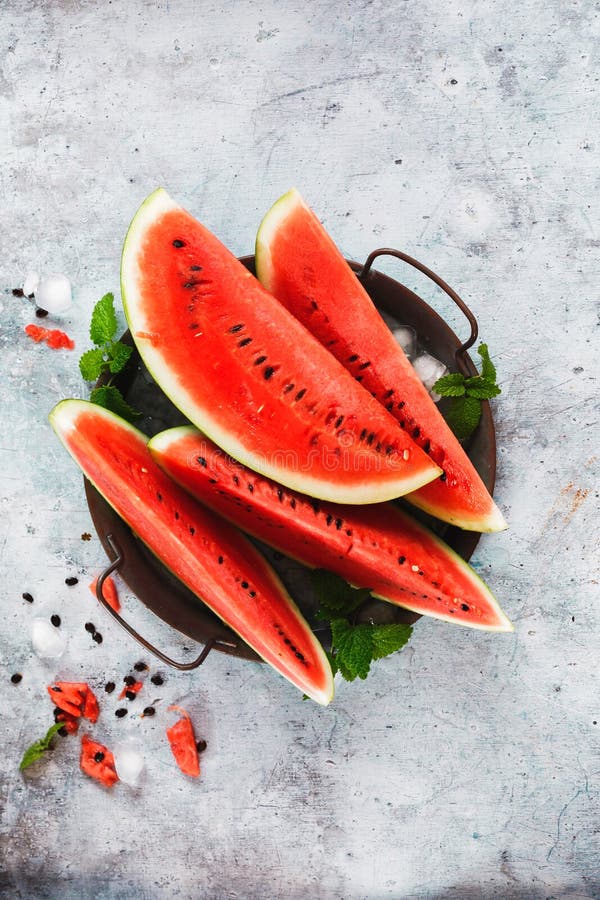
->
311, 570, 412, 682
20, 722, 64, 771
433, 344, 500, 442
79, 293, 139, 422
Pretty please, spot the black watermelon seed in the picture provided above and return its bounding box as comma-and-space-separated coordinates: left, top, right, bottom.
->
311, 300, 318, 310
151, 674, 164, 686
233, 475, 239, 485
461, 604, 470, 612
94, 751, 105, 763
125, 690, 137, 701
104, 682, 115, 693
58, 727, 68, 737
190, 264, 202, 271
398, 556, 406, 565
249, 590, 256, 598
440, 472, 447, 482
277, 488, 284, 502
241, 581, 249, 589
92, 632, 103, 644
284, 383, 295, 393
360, 429, 367, 441
197, 456, 207, 467
386, 446, 394, 455
384, 389, 394, 399
356, 375, 363, 382
189, 526, 195, 536
124, 675, 136, 686
134, 661, 148, 672
335, 518, 343, 530
295, 652, 305, 660
35, 307, 49, 318
218, 556, 224, 565
290, 498, 296, 509
22, 592, 34, 603
11, 673, 22, 684
359, 361, 371, 370
115, 708, 128, 718
412, 427, 420, 439
326, 514, 333, 526
238, 337, 252, 347
172, 239, 185, 248
229, 323, 244, 333
367, 432, 375, 445
143, 706, 155, 716
255, 355, 267, 365
398, 401, 405, 409
12, 288, 25, 297
295, 388, 306, 401
386, 401, 394, 411
189, 323, 199, 329
157, 492, 163, 501
423, 439, 431, 453
84, 622, 96, 634
184, 283, 197, 290
375, 442, 382, 453
335, 416, 344, 428
196, 739, 208, 753
208, 479, 217, 485
247, 484, 254, 493
264, 366, 275, 380
65, 577, 78, 586
51, 685, 62, 692
348, 354, 359, 362
310, 499, 320, 514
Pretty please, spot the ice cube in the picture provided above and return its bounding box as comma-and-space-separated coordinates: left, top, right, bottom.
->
392, 326, 417, 360
31, 618, 67, 659
412, 352, 448, 401
35, 274, 72, 314
22, 271, 40, 298
113, 743, 145, 786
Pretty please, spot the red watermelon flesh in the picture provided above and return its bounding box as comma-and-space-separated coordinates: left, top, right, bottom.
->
49, 399, 334, 705
166, 706, 200, 777
120, 189, 441, 505
47, 681, 99, 723
149, 427, 513, 632
80, 734, 119, 788
255, 189, 507, 533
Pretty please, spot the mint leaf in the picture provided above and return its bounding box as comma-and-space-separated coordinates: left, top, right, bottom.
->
90, 293, 118, 345
90, 385, 141, 422
433, 372, 466, 397
370, 623, 413, 660
478, 343, 496, 382
107, 341, 133, 374
20, 722, 64, 771
311, 569, 371, 620
79, 348, 106, 382
464, 376, 501, 400
445, 395, 482, 442
330, 619, 373, 681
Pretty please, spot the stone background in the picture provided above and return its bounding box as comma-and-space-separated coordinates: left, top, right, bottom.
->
1, 1, 598, 897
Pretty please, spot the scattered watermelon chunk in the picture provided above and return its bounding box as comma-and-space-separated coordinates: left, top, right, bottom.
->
25, 323, 75, 350
119, 680, 143, 700
166, 706, 200, 777
89, 575, 121, 612
80, 734, 119, 787
47, 682, 99, 723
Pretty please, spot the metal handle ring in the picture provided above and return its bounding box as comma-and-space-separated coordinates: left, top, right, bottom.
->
357, 247, 479, 376
95, 533, 238, 670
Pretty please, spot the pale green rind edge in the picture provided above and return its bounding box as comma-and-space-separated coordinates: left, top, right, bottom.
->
49, 399, 334, 706
120, 189, 440, 505
149, 425, 513, 635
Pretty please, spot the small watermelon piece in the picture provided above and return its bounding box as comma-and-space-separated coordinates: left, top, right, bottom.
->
150, 427, 513, 632
47, 681, 99, 723
119, 680, 143, 700
25, 323, 75, 350
80, 734, 119, 787
50, 399, 334, 705
120, 188, 441, 505
255, 189, 507, 532
166, 706, 200, 777
89, 575, 121, 612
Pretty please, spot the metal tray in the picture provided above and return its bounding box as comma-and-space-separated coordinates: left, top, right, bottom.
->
86, 249, 496, 669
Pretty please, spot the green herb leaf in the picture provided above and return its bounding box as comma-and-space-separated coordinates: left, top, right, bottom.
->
463, 376, 501, 400
478, 343, 496, 382
330, 619, 373, 681
311, 569, 371, 620
370, 623, 413, 660
90, 385, 141, 422
445, 395, 482, 442
89, 293, 118, 346
20, 722, 64, 771
432, 372, 467, 397
79, 348, 107, 382
107, 341, 133, 374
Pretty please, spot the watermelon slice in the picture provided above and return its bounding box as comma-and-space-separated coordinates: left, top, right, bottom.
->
150, 427, 513, 632
255, 189, 507, 533
47, 681, 100, 723
49, 400, 334, 705
120, 188, 441, 505
80, 734, 119, 788
166, 706, 200, 777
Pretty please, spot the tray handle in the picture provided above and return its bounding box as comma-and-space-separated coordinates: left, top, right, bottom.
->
357, 247, 478, 376
95, 533, 238, 670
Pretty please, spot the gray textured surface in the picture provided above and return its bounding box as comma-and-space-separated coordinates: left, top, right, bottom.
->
1, 1, 599, 898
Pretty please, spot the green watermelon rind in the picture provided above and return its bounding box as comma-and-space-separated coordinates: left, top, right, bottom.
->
149, 424, 513, 634
49, 399, 335, 706
120, 189, 441, 506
